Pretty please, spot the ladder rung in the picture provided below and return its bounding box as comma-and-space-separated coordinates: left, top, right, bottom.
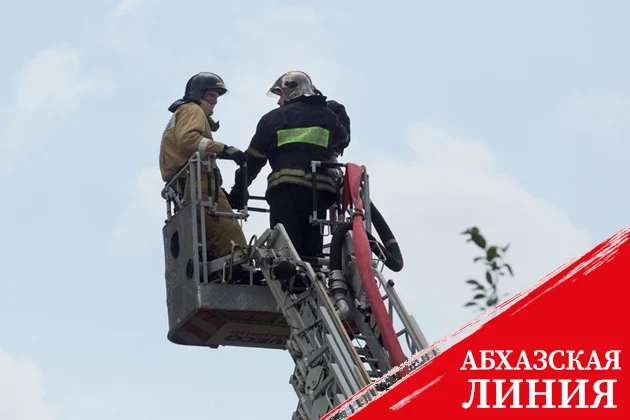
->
296, 319, 322, 337
282, 291, 312, 311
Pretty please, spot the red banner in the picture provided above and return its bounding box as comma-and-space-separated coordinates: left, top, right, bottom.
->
326, 228, 630, 419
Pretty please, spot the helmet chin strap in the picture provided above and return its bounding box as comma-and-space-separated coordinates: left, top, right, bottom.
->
208, 117, 220, 132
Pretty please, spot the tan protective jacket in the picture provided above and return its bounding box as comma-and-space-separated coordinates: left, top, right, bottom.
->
159, 99, 226, 182
159, 99, 247, 260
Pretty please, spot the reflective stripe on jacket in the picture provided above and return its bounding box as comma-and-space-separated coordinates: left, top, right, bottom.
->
236, 94, 350, 195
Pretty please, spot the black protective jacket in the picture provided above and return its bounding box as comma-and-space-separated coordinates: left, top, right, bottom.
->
232, 94, 350, 199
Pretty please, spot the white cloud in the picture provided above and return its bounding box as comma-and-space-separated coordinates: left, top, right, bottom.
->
0, 351, 56, 420
117, 0, 145, 14
1, 48, 112, 170
236, 5, 342, 87
14, 48, 112, 121
116, 0, 145, 14
355, 123, 590, 343
104, 13, 148, 52
113, 166, 166, 254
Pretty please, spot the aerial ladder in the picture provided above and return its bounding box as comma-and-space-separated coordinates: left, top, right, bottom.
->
160, 152, 438, 419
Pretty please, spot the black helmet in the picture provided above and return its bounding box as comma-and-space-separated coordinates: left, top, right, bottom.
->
184, 72, 228, 100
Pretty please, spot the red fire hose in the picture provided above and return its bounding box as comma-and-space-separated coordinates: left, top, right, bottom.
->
342, 163, 408, 376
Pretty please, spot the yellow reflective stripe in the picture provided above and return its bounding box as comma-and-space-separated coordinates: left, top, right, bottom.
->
246, 147, 266, 160
266, 168, 336, 194
198, 137, 210, 154
277, 126, 329, 148
267, 168, 335, 185
268, 176, 336, 194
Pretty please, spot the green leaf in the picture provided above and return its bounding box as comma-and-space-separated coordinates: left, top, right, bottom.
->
502, 243, 510, 253
474, 285, 486, 291
471, 233, 487, 249
461, 227, 479, 236
464, 302, 477, 307
485, 271, 493, 285
486, 246, 499, 261
473, 293, 486, 299
473, 256, 484, 263
487, 296, 498, 306
466, 279, 481, 286
504, 263, 514, 276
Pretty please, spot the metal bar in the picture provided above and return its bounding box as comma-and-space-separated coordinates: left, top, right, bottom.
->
195, 158, 209, 284
318, 161, 346, 169
311, 161, 318, 224
389, 294, 394, 321
321, 318, 362, 394
410, 315, 439, 358
165, 197, 171, 220
313, 282, 372, 387
283, 290, 315, 311
310, 374, 335, 400
241, 160, 249, 218
296, 319, 323, 337
247, 206, 269, 213
208, 211, 248, 219
327, 359, 355, 399
212, 156, 220, 209
195, 153, 202, 204
189, 164, 202, 285
289, 379, 312, 417
161, 156, 195, 199
374, 269, 426, 354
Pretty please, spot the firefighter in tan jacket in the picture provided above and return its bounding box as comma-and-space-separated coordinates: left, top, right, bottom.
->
160, 72, 248, 261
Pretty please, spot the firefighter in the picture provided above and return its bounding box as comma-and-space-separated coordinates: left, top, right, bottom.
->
227, 71, 350, 258
159, 72, 249, 262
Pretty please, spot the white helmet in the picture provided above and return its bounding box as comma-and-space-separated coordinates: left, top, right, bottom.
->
267, 71, 317, 101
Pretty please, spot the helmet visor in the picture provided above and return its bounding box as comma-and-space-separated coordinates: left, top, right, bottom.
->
266, 87, 282, 98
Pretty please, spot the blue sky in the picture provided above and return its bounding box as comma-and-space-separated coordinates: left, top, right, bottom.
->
1, 1, 628, 419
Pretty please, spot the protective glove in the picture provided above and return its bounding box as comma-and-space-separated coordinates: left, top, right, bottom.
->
326, 100, 347, 116
227, 186, 248, 210
221, 145, 247, 166
327, 100, 350, 156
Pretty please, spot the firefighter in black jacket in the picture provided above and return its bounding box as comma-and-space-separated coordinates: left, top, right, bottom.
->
228, 71, 351, 257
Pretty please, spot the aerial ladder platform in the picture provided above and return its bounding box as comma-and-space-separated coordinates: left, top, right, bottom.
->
160, 152, 437, 419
